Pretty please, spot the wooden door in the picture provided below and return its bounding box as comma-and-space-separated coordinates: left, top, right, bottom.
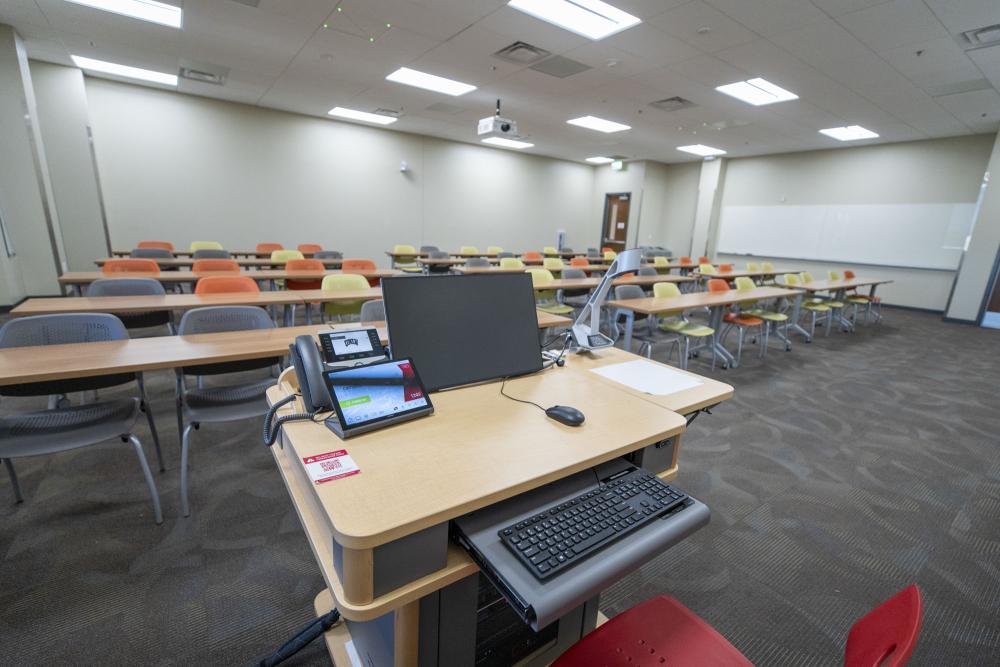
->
601, 193, 630, 252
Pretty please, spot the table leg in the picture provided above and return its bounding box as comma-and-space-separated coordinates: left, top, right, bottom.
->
707, 305, 737, 368
785, 293, 812, 342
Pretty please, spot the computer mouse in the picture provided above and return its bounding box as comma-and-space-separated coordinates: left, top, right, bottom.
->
545, 405, 585, 427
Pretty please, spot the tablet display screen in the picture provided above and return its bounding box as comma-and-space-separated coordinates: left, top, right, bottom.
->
323, 357, 432, 430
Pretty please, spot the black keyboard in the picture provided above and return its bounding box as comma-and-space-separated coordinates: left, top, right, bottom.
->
498, 467, 693, 580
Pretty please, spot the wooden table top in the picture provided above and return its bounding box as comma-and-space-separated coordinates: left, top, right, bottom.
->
792, 278, 893, 292
607, 286, 802, 315
694, 269, 791, 279
11, 290, 304, 316
282, 288, 383, 303
97, 257, 343, 268
544, 275, 694, 290
59, 269, 398, 285
113, 249, 327, 258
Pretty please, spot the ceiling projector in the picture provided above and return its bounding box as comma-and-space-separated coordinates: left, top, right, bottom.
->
478, 99, 519, 139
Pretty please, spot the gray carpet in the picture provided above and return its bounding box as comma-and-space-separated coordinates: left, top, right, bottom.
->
1, 308, 998, 665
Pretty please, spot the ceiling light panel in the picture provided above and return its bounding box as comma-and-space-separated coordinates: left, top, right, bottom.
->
71, 55, 177, 86
586, 156, 614, 164
716, 78, 798, 106
328, 107, 399, 125
507, 0, 641, 40
385, 67, 476, 96
676, 144, 727, 157
64, 0, 182, 28
819, 125, 879, 141
566, 115, 631, 133
482, 137, 534, 149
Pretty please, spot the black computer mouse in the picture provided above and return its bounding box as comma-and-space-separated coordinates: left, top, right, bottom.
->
545, 405, 585, 427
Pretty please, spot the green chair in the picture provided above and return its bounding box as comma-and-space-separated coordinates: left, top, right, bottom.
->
543, 246, 559, 256
270, 249, 304, 263
699, 263, 717, 276
392, 244, 424, 273
321, 273, 371, 321
190, 241, 223, 252
832, 270, 873, 323
735, 277, 789, 353
653, 256, 671, 274
459, 245, 479, 255
543, 257, 564, 272
499, 257, 524, 269
652, 282, 715, 369
486, 246, 503, 255
802, 271, 844, 335
784, 273, 829, 338
603, 250, 618, 261
527, 269, 574, 315
746, 262, 761, 272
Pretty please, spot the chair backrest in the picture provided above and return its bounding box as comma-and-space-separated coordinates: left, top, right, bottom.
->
138, 240, 174, 251
707, 279, 730, 293
177, 306, 277, 375
271, 249, 304, 263
192, 259, 240, 273
194, 275, 259, 294
257, 242, 283, 253
543, 246, 558, 254
286, 258, 324, 272
499, 257, 524, 269
0, 313, 133, 396
734, 276, 755, 292
321, 273, 370, 291
360, 299, 385, 322
653, 282, 681, 299
192, 248, 231, 259
103, 258, 160, 274
604, 251, 618, 260
828, 270, 842, 280
602, 247, 613, 253
844, 585, 922, 667
86, 277, 165, 297
562, 247, 573, 253
614, 285, 644, 301
718, 264, 734, 273
698, 256, 710, 264
190, 241, 224, 251
428, 250, 450, 259
131, 247, 173, 259
342, 258, 376, 273
561, 268, 587, 280
800, 271, 814, 284
747, 262, 761, 271
699, 263, 717, 275
465, 257, 491, 268
653, 256, 669, 267
761, 261, 775, 272
298, 243, 322, 253
393, 244, 417, 254
420, 245, 439, 252
679, 256, 693, 265
497, 251, 515, 258
570, 257, 589, 267
487, 246, 503, 254
844, 269, 856, 279
638, 267, 658, 276
313, 250, 343, 259
543, 258, 564, 271
459, 246, 479, 254
523, 251, 543, 261
527, 268, 554, 287
783, 273, 801, 286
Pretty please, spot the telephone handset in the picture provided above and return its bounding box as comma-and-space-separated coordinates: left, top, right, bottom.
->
263, 335, 336, 447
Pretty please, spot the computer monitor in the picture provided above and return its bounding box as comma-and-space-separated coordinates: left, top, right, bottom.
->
382, 273, 543, 392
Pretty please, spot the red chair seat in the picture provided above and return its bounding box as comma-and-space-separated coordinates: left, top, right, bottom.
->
552, 596, 752, 667
845, 585, 921, 667
724, 313, 764, 326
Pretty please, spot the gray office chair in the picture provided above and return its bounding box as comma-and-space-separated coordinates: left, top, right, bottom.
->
131, 247, 174, 261
427, 250, 452, 274
496, 251, 515, 258
313, 250, 343, 259
86, 278, 173, 333
638, 267, 658, 276
561, 247, 573, 254
419, 245, 438, 253
465, 257, 490, 268
360, 299, 385, 322
174, 306, 282, 517
613, 285, 677, 359
192, 248, 231, 259
559, 268, 591, 308
0, 314, 163, 523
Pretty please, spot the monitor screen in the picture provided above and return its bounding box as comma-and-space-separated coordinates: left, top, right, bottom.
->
382, 274, 543, 391
323, 358, 431, 429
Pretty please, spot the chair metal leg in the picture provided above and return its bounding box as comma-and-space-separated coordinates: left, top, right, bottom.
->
681, 336, 690, 370
736, 327, 745, 365
3, 458, 24, 503
180, 422, 195, 518
127, 435, 163, 525
136, 374, 164, 472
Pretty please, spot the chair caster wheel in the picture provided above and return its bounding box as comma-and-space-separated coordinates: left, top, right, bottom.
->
785, 346, 791, 352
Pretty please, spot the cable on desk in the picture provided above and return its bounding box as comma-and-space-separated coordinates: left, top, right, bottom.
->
257, 607, 341, 667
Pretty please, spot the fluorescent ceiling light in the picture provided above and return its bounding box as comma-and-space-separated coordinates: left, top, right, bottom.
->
819, 125, 879, 141
508, 0, 640, 40
71, 55, 177, 86
676, 144, 727, 157
385, 67, 476, 96
482, 137, 534, 149
586, 156, 614, 164
716, 77, 798, 106
567, 115, 631, 133
64, 0, 182, 28
328, 107, 398, 125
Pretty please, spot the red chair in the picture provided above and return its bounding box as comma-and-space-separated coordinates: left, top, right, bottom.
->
553, 586, 922, 667
342, 258, 379, 286
103, 258, 160, 274
194, 275, 259, 294
192, 259, 240, 273
522, 251, 543, 262
698, 255, 710, 264
719, 263, 734, 273
601, 246, 613, 254
679, 256, 693, 266
137, 240, 174, 252
569, 257, 590, 268
285, 258, 324, 290
256, 242, 283, 254
297, 243, 322, 254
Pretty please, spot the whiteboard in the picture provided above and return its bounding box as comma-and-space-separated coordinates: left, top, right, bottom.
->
716, 203, 976, 270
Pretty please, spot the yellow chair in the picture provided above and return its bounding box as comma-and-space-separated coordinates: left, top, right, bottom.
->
784, 273, 830, 338
459, 246, 479, 255
527, 269, 574, 315
747, 262, 761, 272
699, 263, 717, 276
190, 241, 223, 252
543, 246, 559, 256
321, 273, 371, 321
486, 246, 503, 255
653, 282, 715, 369
270, 249, 304, 263
499, 257, 524, 269
735, 276, 789, 352
543, 257, 564, 272
832, 270, 872, 321
603, 250, 618, 261
759, 260, 776, 284
392, 244, 424, 273
653, 256, 670, 268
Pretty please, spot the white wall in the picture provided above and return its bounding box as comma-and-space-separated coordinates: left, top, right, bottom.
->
636, 160, 699, 257
82, 77, 595, 266
712, 135, 995, 310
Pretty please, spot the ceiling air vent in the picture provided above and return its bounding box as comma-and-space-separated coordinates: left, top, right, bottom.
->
959, 24, 1000, 49
493, 41, 552, 65
530, 55, 591, 78
649, 96, 696, 112
179, 63, 229, 86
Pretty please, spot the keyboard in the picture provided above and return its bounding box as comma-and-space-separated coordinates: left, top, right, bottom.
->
498, 467, 693, 580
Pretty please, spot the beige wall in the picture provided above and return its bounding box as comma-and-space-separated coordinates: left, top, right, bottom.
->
593, 161, 645, 251
636, 160, 700, 257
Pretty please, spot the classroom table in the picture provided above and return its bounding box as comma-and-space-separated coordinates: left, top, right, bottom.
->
265, 345, 733, 662
693, 269, 794, 281
789, 278, 893, 334
112, 249, 328, 258
57, 269, 399, 294
96, 257, 343, 269
452, 263, 653, 275
545, 274, 695, 291
607, 286, 802, 368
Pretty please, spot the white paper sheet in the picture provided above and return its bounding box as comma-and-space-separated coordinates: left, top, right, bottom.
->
590, 360, 703, 395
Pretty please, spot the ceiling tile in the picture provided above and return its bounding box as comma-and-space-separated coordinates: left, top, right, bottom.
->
647, 1, 761, 53
810, 0, 893, 18
880, 37, 987, 93
602, 24, 703, 66
669, 54, 749, 88
704, 0, 828, 36
923, 0, 1000, 36
836, 0, 950, 52
933, 87, 1000, 127
476, 4, 591, 55
968, 44, 1000, 89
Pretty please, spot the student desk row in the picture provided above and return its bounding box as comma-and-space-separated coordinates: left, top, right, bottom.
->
112, 249, 324, 258
96, 257, 344, 269
58, 269, 401, 294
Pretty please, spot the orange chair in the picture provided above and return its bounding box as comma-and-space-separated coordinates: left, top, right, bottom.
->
194, 275, 259, 295
342, 258, 379, 286
192, 259, 240, 273
256, 243, 283, 254
708, 279, 764, 364
698, 255, 710, 264
719, 263, 734, 273
102, 258, 160, 274
679, 256, 693, 265
522, 251, 543, 262
569, 257, 590, 268
297, 244, 322, 254
137, 241, 174, 252
285, 258, 324, 290
843, 270, 881, 322
601, 246, 613, 253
